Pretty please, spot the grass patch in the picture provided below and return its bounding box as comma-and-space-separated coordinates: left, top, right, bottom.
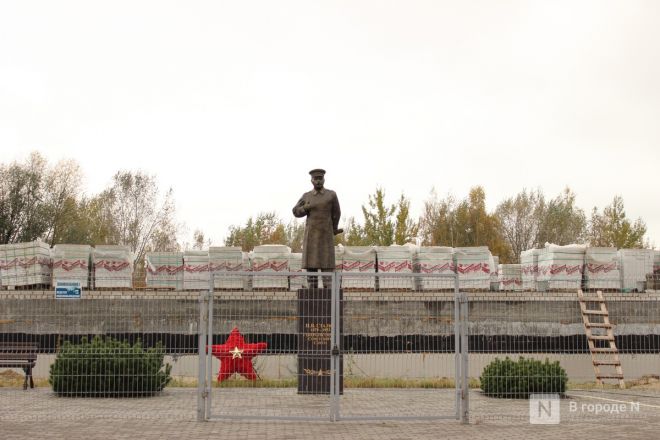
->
345, 376, 480, 389
0, 370, 49, 388
169, 375, 481, 389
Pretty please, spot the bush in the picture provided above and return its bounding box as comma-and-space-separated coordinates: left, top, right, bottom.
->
480, 356, 568, 398
49, 336, 172, 397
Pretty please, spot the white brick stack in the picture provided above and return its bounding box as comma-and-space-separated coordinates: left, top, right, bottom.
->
288, 253, 307, 291
250, 245, 291, 289
209, 246, 248, 290
537, 244, 586, 291
183, 250, 210, 290
455, 246, 492, 290
92, 245, 133, 288
52, 244, 91, 288
414, 246, 455, 291
521, 249, 540, 291
0, 240, 51, 288
584, 247, 620, 290
498, 264, 523, 291
618, 249, 654, 292
654, 250, 660, 275
339, 246, 376, 290
146, 252, 184, 289
490, 255, 499, 291
376, 244, 416, 290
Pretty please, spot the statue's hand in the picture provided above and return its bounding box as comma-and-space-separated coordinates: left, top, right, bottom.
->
334, 228, 344, 235
303, 202, 311, 212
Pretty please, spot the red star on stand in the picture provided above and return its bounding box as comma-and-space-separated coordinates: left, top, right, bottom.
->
209, 327, 268, 382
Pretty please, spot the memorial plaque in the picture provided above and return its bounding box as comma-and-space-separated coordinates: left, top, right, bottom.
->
297, 288, 343, 394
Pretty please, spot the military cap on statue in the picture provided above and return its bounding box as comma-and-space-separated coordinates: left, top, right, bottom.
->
309, 169, 326, 177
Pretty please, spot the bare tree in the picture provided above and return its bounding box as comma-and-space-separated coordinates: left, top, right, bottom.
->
495, 189, 545, 263
107, 171, 178, 263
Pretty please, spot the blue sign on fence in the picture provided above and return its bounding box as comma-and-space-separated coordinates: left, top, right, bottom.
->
55, 281, 82, 299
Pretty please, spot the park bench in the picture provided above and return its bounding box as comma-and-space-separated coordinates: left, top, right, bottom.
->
0, 343, 38, 389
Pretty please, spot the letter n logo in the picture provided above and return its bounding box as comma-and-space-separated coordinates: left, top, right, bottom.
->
529, 393, 560, 424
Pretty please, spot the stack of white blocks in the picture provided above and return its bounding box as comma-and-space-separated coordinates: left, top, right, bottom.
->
521, 249, 540, 292
376, 245, 416, 290
618, 249, 654, 292
339, 246, 376, 290
537, 244, 585, 291
414, 246, 455, 291
183, 250, 210, 290
584, 247, 620, 290
490, 255, 499, 291
92, 245, 133, 288
146, 252, 184, 289
251, 245, 290, 289
52, 244, 91, 288
209, 246, 248, 290
498, 264, 523, 291
455, 246, 492, 290
0, 240, 51, 288
288, 253, 307, 291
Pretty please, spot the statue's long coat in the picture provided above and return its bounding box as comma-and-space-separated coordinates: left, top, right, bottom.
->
292, 189, 341, 269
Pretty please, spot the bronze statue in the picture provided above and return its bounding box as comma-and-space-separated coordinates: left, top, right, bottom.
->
292, 169, 342, 288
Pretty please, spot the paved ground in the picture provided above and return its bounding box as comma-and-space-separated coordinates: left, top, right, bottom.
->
2, 387, 660, 439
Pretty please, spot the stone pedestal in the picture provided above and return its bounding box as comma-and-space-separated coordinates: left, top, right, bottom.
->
297, 288, 343, 394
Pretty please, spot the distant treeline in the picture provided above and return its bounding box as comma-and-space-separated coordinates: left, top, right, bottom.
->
1, 152, 648, 264
226, 188, 648, 264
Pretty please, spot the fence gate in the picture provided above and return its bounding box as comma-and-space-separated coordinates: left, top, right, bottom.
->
198, 271, 468, 422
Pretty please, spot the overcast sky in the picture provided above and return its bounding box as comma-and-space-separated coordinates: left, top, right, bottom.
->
1, 1, 659, 248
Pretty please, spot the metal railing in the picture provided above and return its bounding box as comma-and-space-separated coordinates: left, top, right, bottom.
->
197, 270, 467, 422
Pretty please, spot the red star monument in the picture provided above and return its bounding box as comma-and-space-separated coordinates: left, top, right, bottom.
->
209, 327, 268, 382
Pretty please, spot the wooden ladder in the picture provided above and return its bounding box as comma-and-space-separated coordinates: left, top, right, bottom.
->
577, 289, 625, 389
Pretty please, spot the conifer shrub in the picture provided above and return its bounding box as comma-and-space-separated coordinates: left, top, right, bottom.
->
480, 356, 567, 398
49, 336, 171, 397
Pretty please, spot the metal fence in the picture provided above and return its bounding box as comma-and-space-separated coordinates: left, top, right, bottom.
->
197, 271, 468, 422
0, 290, 201, 421
2, 268, 660, 425
466, 278, 660, 424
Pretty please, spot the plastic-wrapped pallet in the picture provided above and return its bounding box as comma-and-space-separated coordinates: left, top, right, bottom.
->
455, 247, 492, 290
537, 244, 585, 291
339, 246, 376, 290
0, 240, 51, 287
498, 264, 522, 291
618, 249, 654, 292
93, 245, 133, 289
183, 250, 210, 290
51, 244, 91, 288
584, 247, 620, 291
251, 245, 291, 289
376, 244, 416, 290
521, 249, 540, 291
414, 246, 454, 291
490, 255, 499, 291
288, 253, 307, 291
146, 252, 183, 289
209, 247, 247, 290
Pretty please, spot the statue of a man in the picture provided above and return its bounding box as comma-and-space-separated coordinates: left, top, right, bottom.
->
292, 169, 342, 288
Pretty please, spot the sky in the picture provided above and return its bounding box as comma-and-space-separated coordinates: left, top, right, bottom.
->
1, 1, 659, 247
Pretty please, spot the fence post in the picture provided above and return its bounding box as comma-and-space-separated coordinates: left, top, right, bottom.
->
197, 290, 209, 421
460, 291, 469, 424
454, 273, 461, 420
206, 288, 214, 420
330, 272, 341, 421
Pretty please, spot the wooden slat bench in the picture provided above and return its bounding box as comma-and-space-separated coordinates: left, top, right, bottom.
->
0, 343, 38, 389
